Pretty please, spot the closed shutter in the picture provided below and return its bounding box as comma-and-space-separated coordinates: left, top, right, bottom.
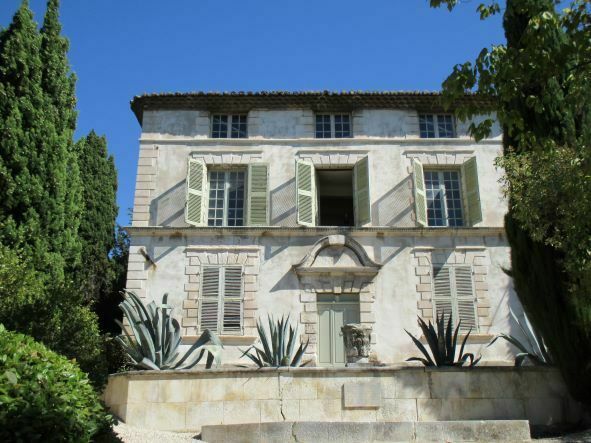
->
461, 157, 483, 226
454, 265, 478, 332
432, 265, 478, 332
185, 159, 207, 226
353, 156, 371, 226
433, 266, 454, 324
296, 159, 316, 226
412, 159, 428, 227
222, 266, 243, 334
247, 164, 269, 226
200, 266, 221, 332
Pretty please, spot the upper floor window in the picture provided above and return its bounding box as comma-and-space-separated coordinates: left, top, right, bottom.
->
211, 114, 247, 138
185, 160, 269, 227
208, 170, 246, 227
419, 114, 456, 138
412, 157, 482, 227
315, 114, 352, 138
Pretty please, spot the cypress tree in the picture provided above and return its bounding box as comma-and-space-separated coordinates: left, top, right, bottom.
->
76, 131, 118, 311
39, 0, 82, 275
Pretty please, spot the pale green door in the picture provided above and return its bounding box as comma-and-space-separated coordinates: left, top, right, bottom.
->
317, 294, 360, 367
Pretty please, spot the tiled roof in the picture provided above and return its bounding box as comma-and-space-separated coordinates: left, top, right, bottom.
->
130, 90, 495, 125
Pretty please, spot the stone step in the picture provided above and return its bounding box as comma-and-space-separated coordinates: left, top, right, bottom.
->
201, 420, 531, 442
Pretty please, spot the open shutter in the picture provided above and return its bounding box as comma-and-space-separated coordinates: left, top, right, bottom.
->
461, 157, 482, 226
185, 159, 207, 226
454, 266, 478, 332
412, 159, 428, 227
247, 164, 269, 226
353, 156, 371, 226
200, 266, 221, 332
222, 266, 243, 334
432, 266, 453, 324
296, 159, 316, 226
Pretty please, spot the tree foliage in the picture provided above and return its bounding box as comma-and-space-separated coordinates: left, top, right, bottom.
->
430, 0, 591, 405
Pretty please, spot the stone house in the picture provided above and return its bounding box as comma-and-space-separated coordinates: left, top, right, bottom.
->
126, 91, 519, 366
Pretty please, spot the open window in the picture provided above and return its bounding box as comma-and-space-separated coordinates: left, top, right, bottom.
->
296, 157, 370, 227
412, 157, 482, 227
185, 159, 269, 227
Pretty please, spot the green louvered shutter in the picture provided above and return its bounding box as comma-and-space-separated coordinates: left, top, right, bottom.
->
454, 266, 478, 332
200, 266, 221, 332
222, 266, 243, 334
462, 157, 482, 226
412, 159, 428, 227
185, 159, 207, 226
354, 156, 371, 226
432, 265, 478, 333
247, 164, 269, 226
296, 159, 316, 226
433, 266, 453, 325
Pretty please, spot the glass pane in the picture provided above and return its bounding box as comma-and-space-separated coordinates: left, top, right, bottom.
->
207, 171, 225, 226
443, 171, 464, 226
315, 114, 332, 138
230, 115, 248, 138
226, 171, 245, 226
425, 171, 445, 226
419, 114, 435, 138
212, 115, 228, 138
334, 114, 351, 138
437, 114, 455, 138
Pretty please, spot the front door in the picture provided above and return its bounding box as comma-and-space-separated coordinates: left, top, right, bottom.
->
317, 294, 360, 367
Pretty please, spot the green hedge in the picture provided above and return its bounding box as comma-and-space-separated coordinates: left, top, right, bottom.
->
0, 325, 112, 442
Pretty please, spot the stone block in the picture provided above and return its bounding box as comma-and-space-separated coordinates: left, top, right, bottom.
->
128, 379, 159, 403
158, 379, 192, 403
124, 402, 146, 426
191, 377, 246, 402
243, 376, 279, 400
280, 399, 300, 421
394, 370, 430, 398
340, 407, 378, 422
343, 381, 381, 408
298, 399, 341, 421
186, 401, 224, 429
430, 371, 470, 398
372, 422, 415, 442
292, 422, 329, 442
145, 403, 186, 431
525, 397, 564, 425
183, 299, 198, 309
280, 375, 317, 399
414, 420, 530, 442
201, 423, 261, 443
325, 422, 374, 442
378, 399, 417, 422
223, 400, 261, 425
300, 312, 317, 324
260, 399, 283, 423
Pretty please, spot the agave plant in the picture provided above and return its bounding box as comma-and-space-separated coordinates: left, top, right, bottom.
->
488, 308, 553, 366
405, 313, 481, 367
241, 315, 309, 367
115, 291, 222, 370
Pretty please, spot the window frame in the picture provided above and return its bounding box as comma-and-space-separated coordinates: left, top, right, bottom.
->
207, 168, 248, 227
315, 113, 352, 138
199, 264, 244, 335
211, 114, 248, 139
419, 114, 456, 139
432, 264, 478, 333
423, 168, 465, 228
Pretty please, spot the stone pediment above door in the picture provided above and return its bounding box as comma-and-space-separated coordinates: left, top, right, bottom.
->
293, 235, 381, 277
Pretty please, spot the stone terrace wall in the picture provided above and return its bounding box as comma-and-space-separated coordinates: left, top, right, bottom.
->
103, 367, 578, 433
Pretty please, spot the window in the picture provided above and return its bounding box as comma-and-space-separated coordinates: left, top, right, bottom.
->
419, 114, 456, 138
296, 157, 370, 227
207, 170, 246, 227
412, 157, 482, 227
185, 160, 269, 227
315, 114, 352, 138
200, 265, 243, 334
432, 265, 477, 332
424, 170, 464, 227
211, 114, 247, 138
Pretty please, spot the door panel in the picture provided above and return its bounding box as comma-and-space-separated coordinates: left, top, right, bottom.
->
317, 296, 360, 367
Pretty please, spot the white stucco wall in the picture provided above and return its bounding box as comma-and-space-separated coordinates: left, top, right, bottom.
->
127, 107, 520, 367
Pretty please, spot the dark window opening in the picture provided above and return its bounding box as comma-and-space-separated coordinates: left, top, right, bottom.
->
317, 169, 354, 226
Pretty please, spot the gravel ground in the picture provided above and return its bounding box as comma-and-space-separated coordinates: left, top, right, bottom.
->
109, 422, 203, 443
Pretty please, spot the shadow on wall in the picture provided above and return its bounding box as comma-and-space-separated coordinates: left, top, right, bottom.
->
151, 180, 187, 227
372, 176, 414, 227
270, 178, 297, 226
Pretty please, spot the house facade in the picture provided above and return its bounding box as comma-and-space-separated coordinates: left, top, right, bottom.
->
126, 91, 519, 366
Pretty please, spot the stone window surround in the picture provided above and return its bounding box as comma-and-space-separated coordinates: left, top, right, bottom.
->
296, 149, 368, 168
293, 235, 381, 364
183, 246, 261, 341
190, 150, 263, 165
412, 246, 491, 334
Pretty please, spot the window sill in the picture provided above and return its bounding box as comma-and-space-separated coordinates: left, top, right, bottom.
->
181, 335, 258, 346
418, 333, 494, 345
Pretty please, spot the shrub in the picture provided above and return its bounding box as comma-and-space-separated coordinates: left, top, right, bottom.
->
0, 325, 112, 442
405, 314, 480, 367
242, 315, 309, 367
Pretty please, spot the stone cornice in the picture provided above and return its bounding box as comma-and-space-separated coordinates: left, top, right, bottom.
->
126, 225, 506, 239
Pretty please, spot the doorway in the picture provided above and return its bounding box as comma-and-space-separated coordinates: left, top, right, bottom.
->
317, 294, 360, 366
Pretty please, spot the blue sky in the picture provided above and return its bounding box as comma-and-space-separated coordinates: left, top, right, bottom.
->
0, 1, 504, 226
